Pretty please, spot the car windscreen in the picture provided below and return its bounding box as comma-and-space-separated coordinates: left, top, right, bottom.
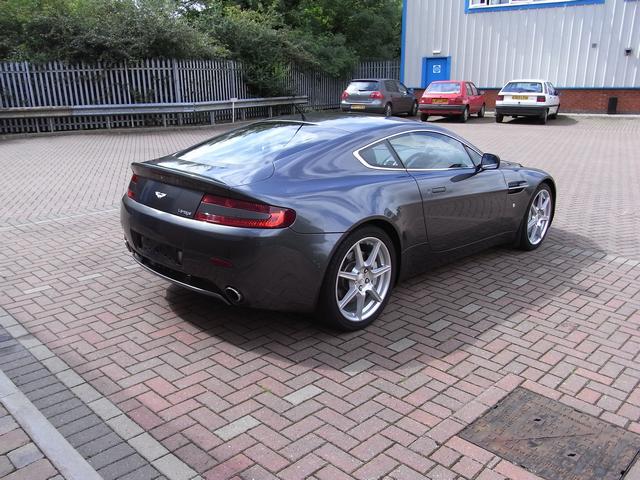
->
502, 82, 542, 93
426, 82, 460, 94
177, 122, 334, 167
346, 81, 379, 93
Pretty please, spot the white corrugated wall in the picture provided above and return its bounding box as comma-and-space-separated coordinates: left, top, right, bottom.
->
403, 0, 639, 88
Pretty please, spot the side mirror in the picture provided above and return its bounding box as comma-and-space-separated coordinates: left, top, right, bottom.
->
480, 153, 500, 170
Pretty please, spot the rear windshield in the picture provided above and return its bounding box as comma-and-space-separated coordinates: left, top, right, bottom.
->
346, 81, 379, 93
502, 82, 542, 93
177, 122, 338, 166
426, 82, 461, 94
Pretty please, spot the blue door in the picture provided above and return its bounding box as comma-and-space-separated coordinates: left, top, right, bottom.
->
422, 57, 451, 88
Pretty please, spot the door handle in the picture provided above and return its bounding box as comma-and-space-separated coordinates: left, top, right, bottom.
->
432, 186, 446, 194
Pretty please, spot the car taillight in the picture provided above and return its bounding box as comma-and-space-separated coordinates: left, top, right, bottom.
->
497, 95, 504, 101
537, 96, 546, 102
369, 91, 384, 100
127, 174, 138, 199
195, 194, 296, 229
341, 90, 349, 100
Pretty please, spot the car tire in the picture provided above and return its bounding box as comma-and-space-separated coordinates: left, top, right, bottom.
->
496, 113, 504, 123
516, 184, 553, 251
384, 103, 393, 117
409, 101, 418, 117
550, 105, 560, 119
318, 227, 396, 331
461, 107, 469, 123
478, 104, 485, 118
540, 109, 548, 124
420, 112, 429, 122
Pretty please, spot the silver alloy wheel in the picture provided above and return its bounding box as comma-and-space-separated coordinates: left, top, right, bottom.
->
384, 104, 392, 117
335, 237, 392, 322
479, 105, 485, 117
527, 189, 552, 245
462, 107, 469, 121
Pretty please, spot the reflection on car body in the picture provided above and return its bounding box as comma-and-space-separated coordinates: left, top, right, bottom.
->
121, 113, 555, 330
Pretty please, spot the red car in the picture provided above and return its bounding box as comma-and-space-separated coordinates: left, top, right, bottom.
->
418, 80, 486, 123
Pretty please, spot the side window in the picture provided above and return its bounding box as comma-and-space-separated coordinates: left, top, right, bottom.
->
470, 83, 479, 95
549, 83, 556, 95
464, 146, 482, 166
385, 80, 399, 92
397, 82, 408, 94
388, 132, 475, 170
357, 141, 401, 169
466, 83, 473, 96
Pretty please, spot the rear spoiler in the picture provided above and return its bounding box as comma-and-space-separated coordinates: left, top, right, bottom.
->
131, 162, 259, 203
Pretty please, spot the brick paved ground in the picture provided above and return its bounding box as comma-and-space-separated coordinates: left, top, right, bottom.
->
0, 405, 62, 480
0, 322, 170, 480
0, 115, 639, 479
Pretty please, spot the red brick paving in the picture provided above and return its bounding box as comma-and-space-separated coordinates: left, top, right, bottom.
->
1, 116, 640, 479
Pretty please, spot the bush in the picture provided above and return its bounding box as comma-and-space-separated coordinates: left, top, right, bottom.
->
0, 0, 401, 96
0, 0, 224, 63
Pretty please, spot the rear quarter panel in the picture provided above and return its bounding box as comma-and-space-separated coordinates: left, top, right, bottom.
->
233, 132, 428, 252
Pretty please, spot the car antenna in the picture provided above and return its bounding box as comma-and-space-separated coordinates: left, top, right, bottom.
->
292, 100, 307, 122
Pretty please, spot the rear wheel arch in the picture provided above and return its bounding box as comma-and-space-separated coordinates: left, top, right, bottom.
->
326, 218, 403, 286
316, 219, 402, 329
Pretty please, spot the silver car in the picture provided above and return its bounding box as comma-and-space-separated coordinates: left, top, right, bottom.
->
341, 78, 419, 117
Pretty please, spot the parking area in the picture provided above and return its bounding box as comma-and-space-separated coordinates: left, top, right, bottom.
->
1, 115, 640, 480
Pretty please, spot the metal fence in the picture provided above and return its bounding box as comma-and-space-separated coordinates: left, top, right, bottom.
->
0, 59, 400, 134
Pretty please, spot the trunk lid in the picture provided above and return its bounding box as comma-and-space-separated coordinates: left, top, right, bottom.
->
133, 175, 205, 219
500, 81, 544, 104
345, 80, 381, 104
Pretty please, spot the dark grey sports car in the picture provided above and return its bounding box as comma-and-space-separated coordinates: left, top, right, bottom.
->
121, 113, 555, 330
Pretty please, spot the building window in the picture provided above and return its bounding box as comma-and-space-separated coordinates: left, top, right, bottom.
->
467, 0, 604, 12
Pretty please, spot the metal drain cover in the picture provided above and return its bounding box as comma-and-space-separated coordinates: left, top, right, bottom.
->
460, 388, 640, 480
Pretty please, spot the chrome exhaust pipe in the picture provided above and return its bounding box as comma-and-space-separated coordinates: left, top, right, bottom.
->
225, 286, 243, 304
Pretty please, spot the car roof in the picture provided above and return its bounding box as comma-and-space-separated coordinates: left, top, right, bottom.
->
431, 80, 464, 83
269, 111, 447, 134
505, 79, 547, 83
350, 78, 396, 82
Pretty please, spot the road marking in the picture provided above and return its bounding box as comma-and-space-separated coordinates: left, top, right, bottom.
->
0, 368, 102, 480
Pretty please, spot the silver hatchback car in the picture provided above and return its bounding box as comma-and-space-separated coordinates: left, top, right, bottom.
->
341, 78, 419, 117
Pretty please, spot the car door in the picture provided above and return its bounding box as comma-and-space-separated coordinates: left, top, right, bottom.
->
469, 82, 482, 112
387, 131, 508, 251
384, 80, 400, 112
464, 83, 477, 113
547, 82, 560, 113
396, 81, 414, 113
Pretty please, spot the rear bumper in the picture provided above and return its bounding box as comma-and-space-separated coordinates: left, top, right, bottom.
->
340, 100, 385, 113
121, 196, 341, 312
496, 105, 547, 117
418, 104, 465, 115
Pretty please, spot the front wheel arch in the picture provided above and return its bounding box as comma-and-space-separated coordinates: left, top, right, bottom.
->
540, 178, 556, 222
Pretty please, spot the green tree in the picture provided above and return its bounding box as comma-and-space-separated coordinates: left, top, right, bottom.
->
0, 0, 402, 95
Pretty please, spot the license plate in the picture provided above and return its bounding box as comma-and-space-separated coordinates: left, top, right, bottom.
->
350, 104, 366, 110
512, 95, 529, 100
432, 99, 448, 104
140, 235, 182, 266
